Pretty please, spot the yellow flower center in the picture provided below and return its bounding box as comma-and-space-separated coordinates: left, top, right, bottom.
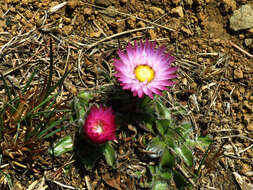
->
135, 65, 155, 82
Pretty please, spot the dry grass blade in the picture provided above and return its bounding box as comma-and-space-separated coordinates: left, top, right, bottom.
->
86, 27, 154, 50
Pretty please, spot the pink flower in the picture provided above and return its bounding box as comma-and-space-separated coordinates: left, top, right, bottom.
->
83, 105, 116, 144
113, 40, 178, 99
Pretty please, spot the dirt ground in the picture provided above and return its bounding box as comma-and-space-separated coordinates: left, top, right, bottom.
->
0, 0, 253, 189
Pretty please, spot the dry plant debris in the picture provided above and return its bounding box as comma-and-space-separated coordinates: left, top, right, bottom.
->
0, 0, 253, 189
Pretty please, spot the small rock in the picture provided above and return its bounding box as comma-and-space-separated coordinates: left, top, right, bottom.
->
234, 68, 243, 79
239, 34, 245, 39
240, 163, 252, 176
149, 7, 165, 16
150, 0, 160, 5
247, 123, 253, 131
62, 25, 73, 35
184, 0, 193, 6
115, 20, 126, 32
244, 38, 253, 46
148, 29, 156, 40
120, 0, 128, 3
67, 0, 78, 10
84, 8, 93, 15
171, 0, 181, 5
137, 21, 146, 28
171, 6, 184, 18
127, 16, 136, 29
90, 31, 102, 38
222, 0, 237, 12
230, 4, 253, 31
95, 0, 111, 7
247, 28, 253, 36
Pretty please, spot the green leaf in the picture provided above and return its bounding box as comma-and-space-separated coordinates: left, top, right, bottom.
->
148, 165, 156, 176
0, 170, 13, 189
76, 140, 104, 170
177, 122, 193, 139
173, 171, 189, 190
160, 148, 175, 169
103, 142, 116, 167
159, 170, 172, 181
155, 100, 171, 120
157, 119, 171, 136
48, 135, 73, 156
37, 116, 68, 139
175, 145, 193, 167
72, 96, 86, 126
0, 73, 12, 102
22, 67, 38, 94
152, 180, 168, 190
185, 135, 213, 148
164, 134, 175, 148
77, 91, 93, 106
146, 136, 166, 158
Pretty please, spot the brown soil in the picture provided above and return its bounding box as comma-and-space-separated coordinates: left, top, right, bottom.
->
0, 0, 253, 189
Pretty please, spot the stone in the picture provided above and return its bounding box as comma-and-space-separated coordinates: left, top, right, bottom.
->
240, 163, 252, 176
171, 6, 184, 18
247, 123, 253, 131
67, 0, 78, 10
244, 38, 253, 46
137, 21, 146, 28
184, 0, 193, 6
84, 8, 93, 15
90, 31, 102, 38
222, 0, 237, 12
149, 7, 165, 16
95, 0, 111, 7
171, 0, 181, 5
62, 25, 73, 35
234, 68, 243, 79
230, 4, 253, 31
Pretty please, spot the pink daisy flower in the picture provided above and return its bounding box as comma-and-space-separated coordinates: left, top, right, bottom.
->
83, 105, 116, 144
113, 40, 178, 99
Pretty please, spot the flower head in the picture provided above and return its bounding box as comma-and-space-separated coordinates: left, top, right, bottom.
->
83, 105, 116, 144
113, 40, 178, 99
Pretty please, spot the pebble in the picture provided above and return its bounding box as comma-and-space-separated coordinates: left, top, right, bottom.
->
95, 0, 111, 7
222, 0, 237, 12
171, 0, 181, 5
171, 6, 184, 18
90, 31, 102, 38
62, 25, 73, 35
240, 163, 252, 176
230, 4, 253, 31
234, 68, 243, 79
120, 0, 128, 3
244, 38, 253, 46
127, 17, 136, 29
67, 0, 78, 10
247, 123, 253, 131
149, 7, 165, 16
84, 8, 93, 15
137, 21, 146, 28
184, 0, 193, 6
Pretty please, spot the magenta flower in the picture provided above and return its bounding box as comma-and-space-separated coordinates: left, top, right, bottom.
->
83, 105, 116, 144
113, 40, 178, 99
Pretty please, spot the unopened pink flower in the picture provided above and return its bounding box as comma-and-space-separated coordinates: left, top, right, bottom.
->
113, 40, 178, 99
83, 105, 116, 144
